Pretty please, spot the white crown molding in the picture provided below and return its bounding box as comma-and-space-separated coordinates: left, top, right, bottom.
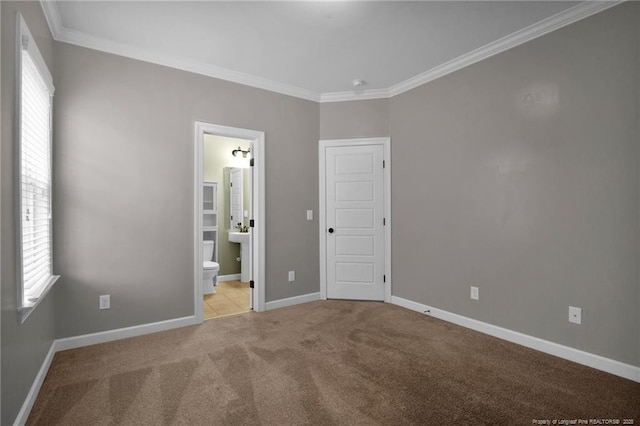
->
40, 1, 319, 102
321, 0, 625, 103
320, 88, 391, 103
39, 0, 64, 39
59, 27, 320, 101
386, 0, 625, 99
40, 1, 623, 103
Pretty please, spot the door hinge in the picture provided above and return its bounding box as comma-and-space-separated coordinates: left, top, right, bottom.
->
383, 218, 386, 226
230, 182, 232, 187
383, 275, 386, 283
250, 158, 254, 167
383, 160, 386, 168
249, 219, 255, 228
249, 280, 254, 288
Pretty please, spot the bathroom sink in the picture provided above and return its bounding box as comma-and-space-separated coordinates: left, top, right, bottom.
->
228, 231, 250, 244
228, 232, 251, 282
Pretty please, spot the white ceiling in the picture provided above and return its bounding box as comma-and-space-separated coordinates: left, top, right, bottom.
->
42, 1, 618, 102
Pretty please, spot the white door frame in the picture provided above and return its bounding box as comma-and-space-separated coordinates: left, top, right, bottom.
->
319, 137, 391, 303
194, 121, 266, 321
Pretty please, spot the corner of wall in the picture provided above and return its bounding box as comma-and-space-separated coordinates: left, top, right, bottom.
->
1, 2, 57, 424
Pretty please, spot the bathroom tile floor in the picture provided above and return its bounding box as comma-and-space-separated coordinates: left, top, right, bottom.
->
203, 280, 251, 320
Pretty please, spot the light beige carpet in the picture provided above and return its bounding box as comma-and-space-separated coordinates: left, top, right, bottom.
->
28, 301, 640, 425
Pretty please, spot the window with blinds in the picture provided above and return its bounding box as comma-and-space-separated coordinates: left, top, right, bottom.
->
17, 14, 58, 315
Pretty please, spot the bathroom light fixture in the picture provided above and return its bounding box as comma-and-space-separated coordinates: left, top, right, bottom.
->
232, 146, 251, 158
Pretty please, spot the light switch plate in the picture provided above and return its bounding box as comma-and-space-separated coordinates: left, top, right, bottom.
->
306, 210, 313, 220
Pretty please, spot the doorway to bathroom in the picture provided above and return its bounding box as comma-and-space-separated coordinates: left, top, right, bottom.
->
194, 122, 265, 321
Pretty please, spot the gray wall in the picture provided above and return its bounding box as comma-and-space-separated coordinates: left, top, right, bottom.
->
390, 3, 639, 366
1, 4, 638, 423
320, 98, 389, 140
1, 2, 57, 424
53, 43, 320, 338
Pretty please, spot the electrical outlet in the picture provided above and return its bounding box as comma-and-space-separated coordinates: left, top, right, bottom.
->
99, 294, 110, 310
288, 271, 295, 282
470, 286, 479, 300
569, 306, 582, 324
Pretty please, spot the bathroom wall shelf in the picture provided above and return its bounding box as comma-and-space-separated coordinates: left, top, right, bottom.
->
203, 181, 218, 261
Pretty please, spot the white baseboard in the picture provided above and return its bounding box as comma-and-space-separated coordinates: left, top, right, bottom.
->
14, 343, 57, 426
218, 274, 241, 282
265, 292, 321, 311
15, 291, 316, 424
54, 315, 199, 352
391, 296, 640, 383
19, 294, 637, 426
15, 315, 199, 425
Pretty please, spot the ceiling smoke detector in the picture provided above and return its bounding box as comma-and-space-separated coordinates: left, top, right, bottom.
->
352, 79, 365, 88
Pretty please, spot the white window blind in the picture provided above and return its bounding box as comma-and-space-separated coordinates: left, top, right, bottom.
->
18, 14, 57, 311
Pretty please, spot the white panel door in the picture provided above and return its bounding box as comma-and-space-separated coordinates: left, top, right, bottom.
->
326, 145, 384, 300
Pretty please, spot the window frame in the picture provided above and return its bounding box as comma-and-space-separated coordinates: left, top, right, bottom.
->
15, 13, 58, 322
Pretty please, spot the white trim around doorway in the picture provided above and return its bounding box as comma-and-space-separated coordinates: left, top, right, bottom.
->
194, 121, 266, 321
318, 137, 392, 303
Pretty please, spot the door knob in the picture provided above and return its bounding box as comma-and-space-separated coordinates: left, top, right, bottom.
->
328, 228, 334, 233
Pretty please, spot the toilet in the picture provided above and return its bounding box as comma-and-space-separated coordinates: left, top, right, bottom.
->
203, 240, 220, 295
